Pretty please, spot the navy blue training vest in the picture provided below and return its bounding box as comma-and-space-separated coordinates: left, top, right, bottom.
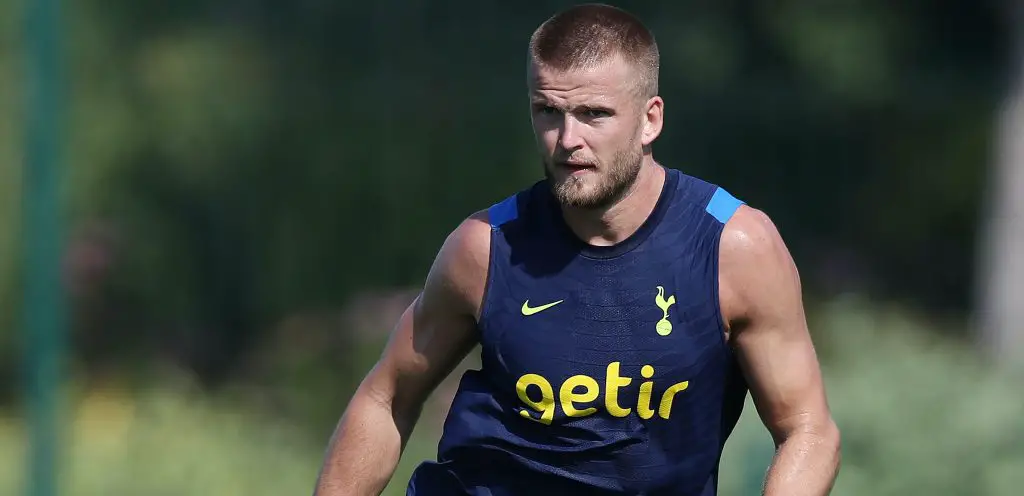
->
408, 167, 749, 496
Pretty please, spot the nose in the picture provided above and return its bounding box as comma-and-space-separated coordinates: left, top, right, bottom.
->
558, 114, 585, 152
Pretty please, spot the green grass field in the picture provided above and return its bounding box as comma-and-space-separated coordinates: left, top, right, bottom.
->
1, 299, 1023, 495
0, 385, 440, 496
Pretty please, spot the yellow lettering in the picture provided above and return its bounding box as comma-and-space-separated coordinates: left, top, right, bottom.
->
516, 374, 555, 425
515, 363, 691, 423
658, 381, 690, 419
605, 362, 632, 417
559, 375, 599, 417
637, 365, 656, 420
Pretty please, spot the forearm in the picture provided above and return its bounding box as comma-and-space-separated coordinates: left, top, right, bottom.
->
314, 391, 417, 496
762, 425, 841, 496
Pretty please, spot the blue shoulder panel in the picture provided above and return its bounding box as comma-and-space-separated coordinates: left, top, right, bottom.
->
488, 194, 519, 228
705, 187, 744, 224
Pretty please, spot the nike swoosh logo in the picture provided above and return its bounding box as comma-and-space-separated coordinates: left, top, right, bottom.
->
521, 299, 564, 316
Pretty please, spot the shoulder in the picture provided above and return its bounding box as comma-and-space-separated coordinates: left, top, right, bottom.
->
426, 184, 542, 318
437, 184, 538, 282
717, 205, 801, 326
424, 209, 492, 320
719, 205, 790, 265
437, 210, 492, 266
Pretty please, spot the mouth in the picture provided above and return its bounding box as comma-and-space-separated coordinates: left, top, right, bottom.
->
557, 161, 596, 174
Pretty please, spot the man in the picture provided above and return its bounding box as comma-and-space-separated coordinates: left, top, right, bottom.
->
314, 4, 840, 495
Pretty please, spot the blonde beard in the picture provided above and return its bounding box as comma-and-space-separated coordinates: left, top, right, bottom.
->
547, 144, 643, 210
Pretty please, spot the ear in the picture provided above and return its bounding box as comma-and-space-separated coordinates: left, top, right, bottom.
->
641, 96, 664, 147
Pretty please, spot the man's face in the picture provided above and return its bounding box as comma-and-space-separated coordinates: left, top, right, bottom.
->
529, 55, 657, 209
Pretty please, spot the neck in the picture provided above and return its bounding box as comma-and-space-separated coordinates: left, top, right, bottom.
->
560, 157, 666, 247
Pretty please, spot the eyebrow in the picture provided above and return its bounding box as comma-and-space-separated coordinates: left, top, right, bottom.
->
530, 95, 615, 111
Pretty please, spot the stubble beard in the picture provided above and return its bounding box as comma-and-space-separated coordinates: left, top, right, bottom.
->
544, 143, 644, 210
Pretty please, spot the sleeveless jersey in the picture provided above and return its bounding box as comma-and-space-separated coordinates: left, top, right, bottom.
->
408, 167, 749, 495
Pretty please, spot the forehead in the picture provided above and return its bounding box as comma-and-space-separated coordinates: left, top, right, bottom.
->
528, 56, 636, 105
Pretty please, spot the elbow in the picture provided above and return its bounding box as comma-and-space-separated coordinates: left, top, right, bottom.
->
779, 416, 842, 460
813, 418, 842, 468
823, 419, 841, 456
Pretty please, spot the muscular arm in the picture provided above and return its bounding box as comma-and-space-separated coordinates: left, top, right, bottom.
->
719, 206, 841, 496
313, 213, 491, 496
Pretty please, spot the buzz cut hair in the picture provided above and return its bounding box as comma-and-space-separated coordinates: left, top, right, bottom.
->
528, 4, 660, 99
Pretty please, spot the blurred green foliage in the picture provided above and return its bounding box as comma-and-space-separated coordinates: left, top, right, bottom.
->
0, 0, 1007, 386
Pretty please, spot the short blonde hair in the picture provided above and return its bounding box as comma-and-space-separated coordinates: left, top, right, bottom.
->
528, 4, 660, 99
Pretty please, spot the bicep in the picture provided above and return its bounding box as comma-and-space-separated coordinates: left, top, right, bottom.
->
733, 298, 827, 441
721, 207, 831, 442
361, 216, 487, 417
375, 290, 478, 416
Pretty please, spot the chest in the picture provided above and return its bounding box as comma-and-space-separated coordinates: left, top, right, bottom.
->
485, 267, 721, 366
478, 255, 726, 423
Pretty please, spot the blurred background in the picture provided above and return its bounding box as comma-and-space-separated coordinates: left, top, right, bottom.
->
4, 0, 1024, 494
